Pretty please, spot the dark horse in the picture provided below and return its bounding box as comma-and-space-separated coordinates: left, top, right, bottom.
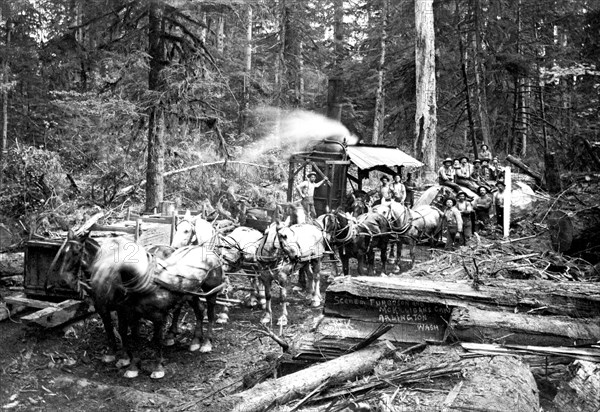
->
323, 210, 390, 276
58, 231, 227, 379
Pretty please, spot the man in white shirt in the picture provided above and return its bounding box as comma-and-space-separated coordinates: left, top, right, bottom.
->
296, 172, 328, 218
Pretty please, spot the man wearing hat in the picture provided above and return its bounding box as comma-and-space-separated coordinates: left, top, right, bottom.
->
472, 186, 492, 232
455, 191, 473, 244
493, 180, 506, 228
470, 159, 493, 192
438, 158, 461, 191
296, 171, 329, 218
455, 156, 479, 192
377, 175, 393, 206
442, 197, 463, 250
390, 173, 406, 204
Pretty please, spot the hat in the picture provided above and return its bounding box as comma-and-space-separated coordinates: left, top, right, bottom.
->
473, 159, 481, 164
445, 197, 457, 206
307, 171, 317, 178
459, 156, 469, 162
496, 181, 505, 187
443, 157, 453, 164
457, 191, 467, 197
380, 175, 389, 182
477, 186, 488, 193
481, 158, 490, 164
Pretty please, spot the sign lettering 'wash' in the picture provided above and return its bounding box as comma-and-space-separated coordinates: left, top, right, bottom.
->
323, 291, 453, 342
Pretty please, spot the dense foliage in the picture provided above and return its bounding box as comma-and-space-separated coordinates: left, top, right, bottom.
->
0, 0, 599, 227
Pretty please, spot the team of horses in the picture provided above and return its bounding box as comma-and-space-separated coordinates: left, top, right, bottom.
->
53, 197, 443, 379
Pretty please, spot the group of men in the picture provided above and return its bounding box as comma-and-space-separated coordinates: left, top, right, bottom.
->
295, 167, 417, 218
375, 171, 416, 209
438, 144, 507, 249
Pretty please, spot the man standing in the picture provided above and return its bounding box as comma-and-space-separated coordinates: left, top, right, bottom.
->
390, 173, 406, 204
443, 197, 463, 250
296, 171, 328, 218
493, 181, 506, 228
472, 186, 492, 232
378, 175, 393, 206
455, 191, 473, 244
403, 173, 416, 208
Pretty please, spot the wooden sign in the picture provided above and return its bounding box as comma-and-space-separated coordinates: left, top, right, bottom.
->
323, 291, 453, 342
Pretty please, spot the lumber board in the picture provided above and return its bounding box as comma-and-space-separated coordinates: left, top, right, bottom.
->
315, 317, 447, 343
326, 276, 600, 318
21, 299, 92, 328
447, 306, 600, 346
4, 293, 61, 309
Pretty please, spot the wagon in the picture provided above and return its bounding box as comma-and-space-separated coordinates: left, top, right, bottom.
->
287, 138, 424, 216
4, 212, 178, 327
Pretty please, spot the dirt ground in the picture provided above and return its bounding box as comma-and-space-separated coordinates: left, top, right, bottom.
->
0, 269, 336, 412
0, 240, 573, 412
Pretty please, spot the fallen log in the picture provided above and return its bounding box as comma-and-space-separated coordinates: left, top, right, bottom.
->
447, 306, 600, 346
547, 207, 600, 258
553, 360, 600, 412
219, 340, 396, 412
506, 154, 543, 185
326, 276, 600, 319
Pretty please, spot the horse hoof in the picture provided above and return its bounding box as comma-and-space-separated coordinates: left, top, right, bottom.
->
189, 343, 201, 352
393, 265, 401, 273
276, 316, 288, 326
116, 358, 131, 368
216, 313, 229, 324
311, 299, 321, 308
150, 370, 165, 379
124, 369, 138, 379
164, 338, 176, 347
380, 272, 388, 277
200, 342, 212, 353
102, 354, 116, 363
292, 285, 304, 292
260, 315, 271, 325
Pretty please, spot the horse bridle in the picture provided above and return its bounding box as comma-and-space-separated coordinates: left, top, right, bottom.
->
326, 212, 355, 245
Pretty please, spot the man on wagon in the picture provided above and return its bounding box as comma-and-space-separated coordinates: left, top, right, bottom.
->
296, 171, 329, 218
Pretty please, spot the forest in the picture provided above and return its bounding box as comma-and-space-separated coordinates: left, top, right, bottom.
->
0, 0, 599, 229
1, 2, 600, 411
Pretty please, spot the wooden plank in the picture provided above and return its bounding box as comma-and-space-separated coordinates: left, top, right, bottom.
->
326, 276, 600, 318
323, 292, 452, 342
316, 316, 447, 343
448, 306, 600, 346
4, 293, 60, 309
21, 300, 92, 328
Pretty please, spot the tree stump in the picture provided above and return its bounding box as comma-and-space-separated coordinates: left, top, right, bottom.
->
553, 361, 600, 412
547, 207, 600, 261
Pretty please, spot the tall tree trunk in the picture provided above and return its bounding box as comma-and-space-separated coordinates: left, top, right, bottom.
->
298, 40, 304, 106
238, 5, 252, 134
510, 0, 527, 156
472, 0, 491, 150
284, 1, 300, 105
372, 0, 388, 145
0, 12, 11, 170
414, 0, 437, 183
456, 0, 476, 156
327, 0, 344, 121
145, 2, 166, 212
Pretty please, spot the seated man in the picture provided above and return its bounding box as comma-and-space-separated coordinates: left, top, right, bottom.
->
438, 157, 461, 192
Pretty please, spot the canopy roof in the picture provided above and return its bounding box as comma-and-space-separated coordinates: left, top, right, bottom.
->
346, 145, 424, 170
